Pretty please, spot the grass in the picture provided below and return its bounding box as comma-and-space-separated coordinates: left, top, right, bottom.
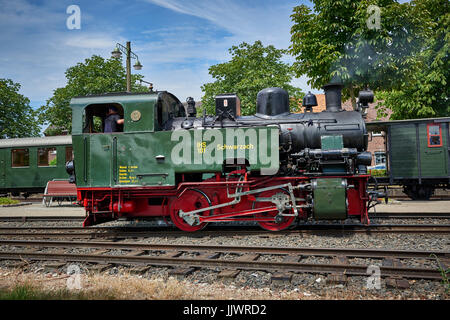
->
431, 254, 450, 293
0, 197, 20, 205
0, 267, 448, 300
0, 282, 117, 300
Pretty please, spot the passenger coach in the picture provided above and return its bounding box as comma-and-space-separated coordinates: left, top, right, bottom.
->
367, 117, 450, 200
0, 136, 73, 197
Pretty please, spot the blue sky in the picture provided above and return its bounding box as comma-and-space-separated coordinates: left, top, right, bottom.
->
1, 0, 316, 111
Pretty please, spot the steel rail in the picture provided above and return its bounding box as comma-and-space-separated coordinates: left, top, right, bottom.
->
0, 224, 449, 231
0, 239, 447, 260
0, 213, 448, 223
0, 250, 442, 280
0, 225, 449, 238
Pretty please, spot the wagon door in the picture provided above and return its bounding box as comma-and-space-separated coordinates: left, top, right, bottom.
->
419, 123, 447, 177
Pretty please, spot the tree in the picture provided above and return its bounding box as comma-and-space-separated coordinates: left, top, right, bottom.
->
201, 41, 304, 116
377, 0, 449, 119
289, 0, 431, 109
0, 78, 41, 138
39, 55, 148, 135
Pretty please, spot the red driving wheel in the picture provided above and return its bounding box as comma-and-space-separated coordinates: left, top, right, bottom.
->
170, 189, 212, 232
253, 189, 296, 231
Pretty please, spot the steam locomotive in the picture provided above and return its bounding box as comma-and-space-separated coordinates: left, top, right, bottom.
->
67, 83, 377, 231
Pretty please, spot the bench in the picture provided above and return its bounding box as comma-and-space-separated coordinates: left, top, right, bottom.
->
42, 180, 78, 207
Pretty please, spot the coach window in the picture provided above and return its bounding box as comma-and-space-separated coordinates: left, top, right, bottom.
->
38, 148, 57, 167
83, 104, 124, 133
11, 149, 29, 167
65, 147, 73, 162
427, 124, 442, 147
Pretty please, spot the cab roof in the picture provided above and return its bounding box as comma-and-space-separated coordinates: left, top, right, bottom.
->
70, 91, 161, 108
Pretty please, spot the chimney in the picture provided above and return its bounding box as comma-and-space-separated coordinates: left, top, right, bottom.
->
322, 83, 343, 112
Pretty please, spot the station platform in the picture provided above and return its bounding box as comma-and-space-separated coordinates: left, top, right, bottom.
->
0, 202, 85, 217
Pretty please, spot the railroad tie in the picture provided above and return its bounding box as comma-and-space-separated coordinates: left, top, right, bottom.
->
217, 269, 241, 283
236, 253, 260, 262
382, 258, 403, 268
327, 273, 348, 285
51, 249, 68, 261
385, 277, 410, 289
196, 252, 221, 260
125, 250, 146, 257
129, 266, 152, 275
437, 258, 449, 271
271, 272, 293, 285
332, 255, 349, 265
282, 255, 301, 263
168, 267, 196, 280
43, 262, 66, 273
161, 251, 183, 258
91, 249, 110, 255
89, 264, 113, 273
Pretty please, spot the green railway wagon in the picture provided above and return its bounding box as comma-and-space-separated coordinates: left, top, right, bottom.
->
367, 117, 450, 200
0, 136, 73, 197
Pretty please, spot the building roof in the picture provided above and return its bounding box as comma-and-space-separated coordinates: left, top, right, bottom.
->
0, 135, 72, 148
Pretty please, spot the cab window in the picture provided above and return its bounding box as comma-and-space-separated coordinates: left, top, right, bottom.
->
11, 149, 29, 167
83, 104, 124, 133
427, 124, 442, 147
156, 93, 185, 131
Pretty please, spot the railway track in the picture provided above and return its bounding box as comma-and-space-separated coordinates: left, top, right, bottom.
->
0, 224, 448, 239
0, 239, 447, 280
1, 212, 449, 223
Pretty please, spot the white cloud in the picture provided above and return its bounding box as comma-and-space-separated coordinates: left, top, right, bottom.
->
140, 0, 318, 97
64, 34, 119, 49
144, 0, 296, 48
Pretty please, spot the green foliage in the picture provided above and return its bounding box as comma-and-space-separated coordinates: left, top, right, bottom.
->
289, 0, 433, 110
49, 157, 57, 166
0, 197, 20, 205
201, 41, 304, 116
431, 254, 450, 293
377, 0, 449, 119
369, 169, 387, 177
0, 78, 41, 138
38, 55, 148, 135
